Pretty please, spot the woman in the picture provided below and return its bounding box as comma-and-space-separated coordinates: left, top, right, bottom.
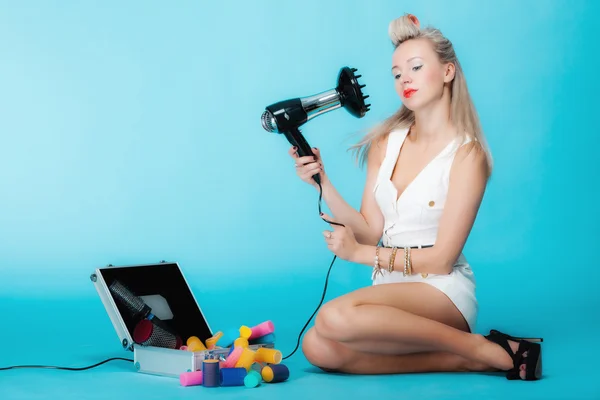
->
289, 13, 542, 381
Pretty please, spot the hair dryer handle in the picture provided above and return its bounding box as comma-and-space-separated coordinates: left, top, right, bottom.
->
284, 127, 321, 185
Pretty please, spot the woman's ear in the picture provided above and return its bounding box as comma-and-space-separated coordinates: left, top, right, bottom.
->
443, 62, 456, 83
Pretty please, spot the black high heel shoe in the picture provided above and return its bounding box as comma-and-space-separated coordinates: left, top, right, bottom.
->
484, 329, 543, 381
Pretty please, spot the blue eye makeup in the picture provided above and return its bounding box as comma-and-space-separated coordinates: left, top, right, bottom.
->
393, 64, 422, 79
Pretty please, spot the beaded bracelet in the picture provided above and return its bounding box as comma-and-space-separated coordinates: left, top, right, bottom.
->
403, 247, 408, 276
407, 246, 412, 276
372, 246, 382, 279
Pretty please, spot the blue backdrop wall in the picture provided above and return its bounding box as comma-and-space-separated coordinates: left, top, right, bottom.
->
0, 0, 598, 369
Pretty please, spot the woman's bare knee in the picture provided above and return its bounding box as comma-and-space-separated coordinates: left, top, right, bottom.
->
302, 328, 347, 371
314, 300, 355, 342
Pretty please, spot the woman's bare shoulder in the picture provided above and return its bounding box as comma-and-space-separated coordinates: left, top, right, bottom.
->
453, 139, 491, 179
367, 132, 391, 166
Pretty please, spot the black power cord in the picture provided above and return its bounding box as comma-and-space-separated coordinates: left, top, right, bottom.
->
0, 180, 340, 370
0, 357, 133, 371
282, 179, 344, 360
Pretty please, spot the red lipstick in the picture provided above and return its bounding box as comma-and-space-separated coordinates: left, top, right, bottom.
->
403, 88, 417, 98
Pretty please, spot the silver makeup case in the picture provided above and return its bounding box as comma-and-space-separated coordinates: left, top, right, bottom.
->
90, 260, 272, 378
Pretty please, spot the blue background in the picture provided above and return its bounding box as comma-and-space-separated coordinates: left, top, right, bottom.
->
1, 0, 598, 399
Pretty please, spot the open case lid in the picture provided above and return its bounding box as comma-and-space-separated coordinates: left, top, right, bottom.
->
90, 261, 213, 351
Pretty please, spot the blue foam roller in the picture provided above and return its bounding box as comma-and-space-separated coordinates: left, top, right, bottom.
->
249, 333, 275, 345
220, 367, 247, 387
219, 328, 239, 348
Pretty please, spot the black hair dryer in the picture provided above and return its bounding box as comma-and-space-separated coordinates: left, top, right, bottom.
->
261, 66, 371, 185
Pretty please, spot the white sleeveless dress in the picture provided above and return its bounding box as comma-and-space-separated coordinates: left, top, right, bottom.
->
372, 127, 478, 333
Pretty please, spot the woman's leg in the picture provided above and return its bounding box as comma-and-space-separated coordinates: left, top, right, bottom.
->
301, 282, 525, 376
302, 327, 489, 374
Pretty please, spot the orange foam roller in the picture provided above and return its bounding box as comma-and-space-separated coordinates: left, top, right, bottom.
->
234, 337, 249, 348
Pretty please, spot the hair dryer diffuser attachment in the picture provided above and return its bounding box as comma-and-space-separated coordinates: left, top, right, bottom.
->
337, 66, 371, 118
261, 66, 370, 134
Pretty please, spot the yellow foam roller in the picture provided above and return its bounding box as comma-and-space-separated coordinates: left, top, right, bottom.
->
234, 348, 256, 371
186, 336, 201, 347
205, 331, 223, 349
234, 337, 249, 348
254, 348, 282, 364
239, 325, 252, 339
186, 336, 206, 351
187, 341, 206, 352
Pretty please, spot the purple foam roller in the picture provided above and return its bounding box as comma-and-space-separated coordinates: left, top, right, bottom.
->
202, 360, 220, 388
262, 364, 289, 383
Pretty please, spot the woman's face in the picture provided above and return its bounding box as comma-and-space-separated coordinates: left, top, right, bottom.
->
391, 38, 454, 111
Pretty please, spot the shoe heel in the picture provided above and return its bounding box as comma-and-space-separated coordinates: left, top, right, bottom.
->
524, 341, 543, 380
535, 350, 543, 380
486, 329, 544, 381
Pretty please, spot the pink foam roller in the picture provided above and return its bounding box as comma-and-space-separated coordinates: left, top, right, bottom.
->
221, 346, 243, 368
180, 370, 203, 386
249, 320, 274, 340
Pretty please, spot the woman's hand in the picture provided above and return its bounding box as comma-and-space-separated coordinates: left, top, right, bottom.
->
321, 213, 362, 262
288, 146, 326, 188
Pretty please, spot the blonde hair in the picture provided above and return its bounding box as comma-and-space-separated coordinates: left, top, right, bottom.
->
350, 13, 493, 174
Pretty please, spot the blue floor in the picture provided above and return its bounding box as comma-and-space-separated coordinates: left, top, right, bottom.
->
1, 338, 597, 400
1, 297, 598, 400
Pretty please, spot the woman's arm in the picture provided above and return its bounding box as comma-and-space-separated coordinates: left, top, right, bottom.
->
350, 142, 490, 275
317, 136, 388, 246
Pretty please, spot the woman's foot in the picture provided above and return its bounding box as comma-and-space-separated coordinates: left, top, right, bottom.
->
475, 330, 543, 380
